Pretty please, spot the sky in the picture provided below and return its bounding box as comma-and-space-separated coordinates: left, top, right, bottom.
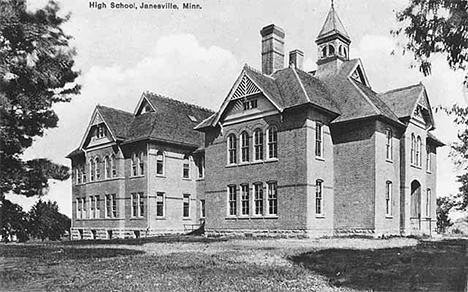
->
9, 0, 467, 217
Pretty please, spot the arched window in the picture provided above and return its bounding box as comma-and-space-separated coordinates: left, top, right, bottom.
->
227, 134, 237, 164
321, 46, 327, 58
328, 44, 335, 55
90, 159, 95, 181
131, 153, 137, 176
315, 180, 324, 216
386, 129, 392, 161
267, 126, 278, 159
183, 155, 190, 179
410, 133, 416, 165
139, 152, 145, 175
315, 123, 323, 158
386, 181, 392, 216
254, 129, 264, 161
105, 156, 111, 179
426, 145, 431, 172
416, 136, 422, 166
111, 155, 117, 177
339, 45, 343, 56
95, 157, 101, 180
82, 163, 87, 183
240, 131, 250, 163
156, 151, 164, 176
343, 47, 348, 59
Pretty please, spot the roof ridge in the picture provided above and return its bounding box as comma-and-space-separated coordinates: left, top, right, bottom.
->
97, 104, 133, 115
244, 63, 275, 80
291, 67, 311, 103
144, 91, 215, 113
379, 83, 422, 95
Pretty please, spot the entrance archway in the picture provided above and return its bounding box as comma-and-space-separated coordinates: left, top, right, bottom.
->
411, 180, 421, 229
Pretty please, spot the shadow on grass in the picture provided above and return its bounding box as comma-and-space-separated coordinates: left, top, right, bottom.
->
0, 244, 144, 260
59, 234, 228, 246
290, 239, 467, 292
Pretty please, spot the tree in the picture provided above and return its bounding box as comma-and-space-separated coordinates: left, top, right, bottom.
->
436, 196, 455, 233
0, 0, 80, 199
0, 199, 29, 242
28, 200, 70, 241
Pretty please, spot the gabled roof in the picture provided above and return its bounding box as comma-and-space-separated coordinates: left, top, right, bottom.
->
96, 105, 134, 140
124, 92, 214, 147
378, 84, 424, 119
316, 5, 351, 43
427, 132, 445, 147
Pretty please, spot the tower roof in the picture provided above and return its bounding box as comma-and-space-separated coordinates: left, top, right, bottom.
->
316, 4, 350, 43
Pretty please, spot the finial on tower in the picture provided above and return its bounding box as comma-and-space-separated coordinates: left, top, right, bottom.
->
331, 0, 334, 8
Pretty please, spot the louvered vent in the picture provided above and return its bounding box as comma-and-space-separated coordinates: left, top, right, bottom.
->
232, 74, 261, 99
418, 94, 429, 109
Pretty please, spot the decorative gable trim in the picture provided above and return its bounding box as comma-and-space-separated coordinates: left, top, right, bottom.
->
134, 93, 156, 116
410, 86, 435, 130
350, 64, 368, 87
79, 107, 117, 150
213, 66, 282, 126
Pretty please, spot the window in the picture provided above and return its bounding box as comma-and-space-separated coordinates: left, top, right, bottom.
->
315, 123, 323, 158
254, 129, 264, 161
131, 153, 137, 176
250, 99, 257, 108
241, 184, 249, 215
254, 183, 264, 215
77, 166, 82, 184
321, 46, 327, 58
228, 134, 237, 164
139, 152, 145, 175
90, 159, 95, 181
228, 185, 237, 216
156, 151, 164, 176
243, 99, 258, 110
76, 198, 81, 219
328, 44, 335, 55
183, 155, 190, 179
96, 124, 106, 139
95, 157, 101, 180
416, 136, 422, 166
131, 192, 144, 217
156, 192, 165, 217
82, 198, 87, 219
267, 126, 278, 159
241, 132, 250, 163
426, 145, 431, 172
386, 129, 392, 161
82, 165, 87, 183
105, 156, 111, 179
426, 189, 431, 217
411, 133, 415, 165
105, 194, 117, 218
267, 182, 278, 215
315, 180, 323, 216
243, 100, 250, 110
95, 195, 100, 218
197, 155, 204, 178
200, 200, 206, 218
386, 181, 392, 216
111, 155, 117, 177
183, 194, 190, 218
90, 196, 95, 219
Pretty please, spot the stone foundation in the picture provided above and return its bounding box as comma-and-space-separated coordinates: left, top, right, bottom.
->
70, 227, 185, 240
205, 228, 333, 239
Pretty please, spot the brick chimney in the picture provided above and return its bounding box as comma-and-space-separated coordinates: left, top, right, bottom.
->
260, 24, 285, 75
289, 49, 304, 70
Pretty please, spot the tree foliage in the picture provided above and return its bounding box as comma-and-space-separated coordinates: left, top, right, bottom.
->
0, 0, 80, 198
436, 196, 455, 233
393, 0, 468, 76
28, 199, 70, 241
0, 199, 29, 242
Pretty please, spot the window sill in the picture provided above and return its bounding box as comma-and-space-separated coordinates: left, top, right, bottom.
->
426, 171, 432, 174
130, 217, 145, 220
182, 178, 192, 181
155, 174, 166, 178
315, 156, 325, 162
315, 214, 325, 218
410, 164, 422, 170
265, 158, 278, 163
182, 217, 191, 220
386, 159, 393, 163
130, 175, 145, 179
226, 164, 237, 168
385, 215, 394, 219
155, 216, 166, 220
225, 215, 278, 220
196, 178, 205, 181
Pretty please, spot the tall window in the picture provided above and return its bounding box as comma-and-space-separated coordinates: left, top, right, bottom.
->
316, 123, 323, 158
82, 165, 87, 183
386, 181, 392, 216
315, 180, 323, 215
197, 155, 204, 178
95, 195, 100, 218
95, 157, 101, 180
411, 133, 415, 165
82, 198, 87, 219
105, 156, 111, 179
112, 194, 116, 217
156, 151, 164, 176
228, 134, 237, 164
254, 129, 264, 161
267, 182, 278, 215
254, 183, 264, 215
426, 189, 431, 217
156, 192, 165, 217
76, 198, 81, 219
105, 194, 117, 218
90, 159, 95, 181
228, 185, 237, 216
90, 196, 95, 219
131, 153, 137, 176
183, 155, 190, 179
416, 136, 422, 166
77, 166, 82, 184
241, 184, 249, 215
111, 155, 117, 177
241, 132, 250, 162
386, 129, 392, 161
131, 192, 144, 217
183, 194, 190, 218
131, 193, 138, 217
426, 145, 431, 172
96, 124, 106, 139
267, 126, 278, 159
139, 152, 145, 175
200, 199, 206, 218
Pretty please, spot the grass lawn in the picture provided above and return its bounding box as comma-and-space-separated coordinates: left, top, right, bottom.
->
0, 236, 466, 292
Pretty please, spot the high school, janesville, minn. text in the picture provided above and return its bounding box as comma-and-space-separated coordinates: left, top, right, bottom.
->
89, 1, 202, 10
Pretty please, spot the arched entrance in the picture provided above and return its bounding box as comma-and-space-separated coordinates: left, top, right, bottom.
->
410, 180, 421, 230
